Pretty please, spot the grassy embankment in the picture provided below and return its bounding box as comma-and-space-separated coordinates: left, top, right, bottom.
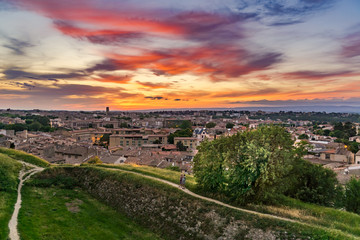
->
18, 185, 162, 240
0, 149, 161, 240
0, 153, 22, 240
28, 166, 356, 239
0, 148, 50, 167
96, 163, 360, 239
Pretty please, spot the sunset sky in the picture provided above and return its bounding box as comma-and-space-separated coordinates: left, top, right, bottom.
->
0, 0, 360, 111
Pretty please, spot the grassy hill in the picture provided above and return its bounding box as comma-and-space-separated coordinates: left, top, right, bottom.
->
0, 153, 22, 240
2, 149, 360, 239
96, 163, 360, 239
0, 148, 50, 167
28, 165, 359, 239
18, 186, 162, 240
0, 150, 161, 240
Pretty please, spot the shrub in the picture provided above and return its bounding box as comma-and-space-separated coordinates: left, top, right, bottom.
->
344, 178, 360, 214
86, 156, 103, 164
284, 159, 340, 207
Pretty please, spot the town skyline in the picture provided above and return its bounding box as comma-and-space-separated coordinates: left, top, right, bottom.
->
1, 0, 360, 111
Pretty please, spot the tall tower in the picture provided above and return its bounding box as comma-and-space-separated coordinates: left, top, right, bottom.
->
106, 107, 109, 115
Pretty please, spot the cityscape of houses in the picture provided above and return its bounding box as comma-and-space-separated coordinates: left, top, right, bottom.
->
1, 108, 360, 181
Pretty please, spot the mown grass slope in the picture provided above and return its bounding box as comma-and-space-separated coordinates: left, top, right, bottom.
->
0, 153, 22, 240
0, 148, 49, 167
18, 186, 162, 240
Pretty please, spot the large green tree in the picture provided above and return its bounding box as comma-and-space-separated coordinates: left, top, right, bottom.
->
194, 125, 301, 204
284, 158, 340, 206
344, 178, 360, 214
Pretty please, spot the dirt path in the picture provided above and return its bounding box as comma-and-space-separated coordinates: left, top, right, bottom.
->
8, 162, 44, 240
103, 167, 359, 239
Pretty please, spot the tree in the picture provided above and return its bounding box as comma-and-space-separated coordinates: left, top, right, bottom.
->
179, 120, 192, 130
176, 141, 187, 151
344, 178, 360, 214
206, 122, 216, 128
347, 141, 359, 154
28, 121, 42, 131
86, 156, 103, 164
99, 133, 110, 146
168, 128, 193, 144
298, 134, 309, 140
284, 159, 340, 206
119, 122, 129, 128
194, 126, 300, 204
226, 122, 234, 129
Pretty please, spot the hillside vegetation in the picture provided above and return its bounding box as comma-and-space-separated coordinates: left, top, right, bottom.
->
18, 186, 162, 240
98, 163, 360, 239
28, 166, 358, 239
0, 148, 50, 167
0, 153, 22, 240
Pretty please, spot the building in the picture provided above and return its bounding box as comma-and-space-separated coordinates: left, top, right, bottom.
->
174, 137, 198, 150
193, 128, 210, 142
355, 150, 360, 164
109, 134, 168, 149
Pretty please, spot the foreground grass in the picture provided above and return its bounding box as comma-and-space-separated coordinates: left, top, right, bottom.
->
97, 164, 197, 190
97, 163, 360, 238
0, 153, 22, 240
18, 185, 162, 240
246, 196, 360, 238
0, 148, 49, 167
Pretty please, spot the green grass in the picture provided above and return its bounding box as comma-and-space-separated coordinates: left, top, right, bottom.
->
246, 195, 360, 238
96, 164, 197, 190
18, 185, 163, 240
0, 153, 22, 240
0, 148, 50, 167
96, 163, 360, 238
35, 166, 357, 239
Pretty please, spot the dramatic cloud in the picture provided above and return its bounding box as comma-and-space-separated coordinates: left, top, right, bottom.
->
283, 70, 356, 80
2, 37, 33, 55
137, 81, 172, 89
1, 0, 359, 110
107, 46, 282, 81
341, 30, 360, 58
235, 0, 335, 25
53, 21, 144, 45
95, 74, 132, 84
2, 69, 84, 80
144, 96, 164, 100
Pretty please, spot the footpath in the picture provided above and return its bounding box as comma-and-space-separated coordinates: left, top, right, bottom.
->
8, 161, 44, 240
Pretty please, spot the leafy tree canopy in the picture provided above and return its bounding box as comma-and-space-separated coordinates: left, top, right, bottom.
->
194, 125, 301, 204
226, 122, 235, 129
205, 122, 216, 128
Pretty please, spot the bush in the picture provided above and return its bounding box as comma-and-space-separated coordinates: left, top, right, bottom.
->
284, 159, 340, 207
344, 178, 360, 214
86, 156, 103, 164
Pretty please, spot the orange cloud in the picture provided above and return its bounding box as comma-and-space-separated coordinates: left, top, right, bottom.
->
95, 74, 132, 84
